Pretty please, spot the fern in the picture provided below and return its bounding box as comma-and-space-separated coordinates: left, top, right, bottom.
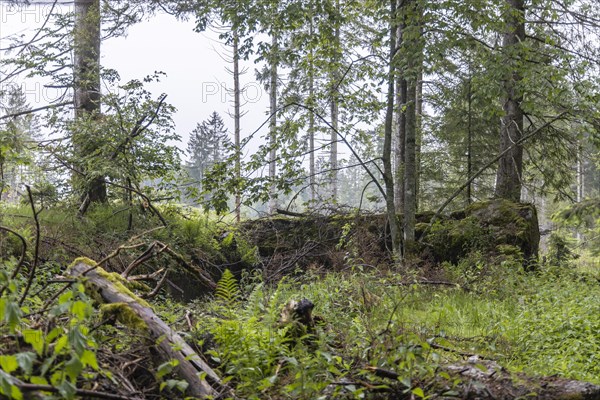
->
215, 269, 240, 306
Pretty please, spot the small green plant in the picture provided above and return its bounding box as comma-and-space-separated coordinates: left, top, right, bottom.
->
215, 268, 241, 306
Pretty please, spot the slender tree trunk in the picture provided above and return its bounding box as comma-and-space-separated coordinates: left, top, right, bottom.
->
576, 139, 584, 241
329, 0, 340, 202
403, 79, 417, 253
494, 0, 525, 202
394, 30, 406, 214
233, 29, 242, 223
308, 20, 316, 203
401, 0, 420, 257
268, 34, 278, 214
74, 0, 106, 206
415, 68, 423, 212
383, 0, 400, 258
466, 64, 473, 205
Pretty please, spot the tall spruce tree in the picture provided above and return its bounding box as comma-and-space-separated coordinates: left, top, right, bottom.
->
186, 111, 231, 188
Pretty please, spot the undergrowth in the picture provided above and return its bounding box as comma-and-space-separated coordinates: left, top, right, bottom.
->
174, 260, 600, 399
2, 202, 600, 399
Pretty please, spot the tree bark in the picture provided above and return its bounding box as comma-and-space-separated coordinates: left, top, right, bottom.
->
466, 61, 473, 205
268, 33, 278, 214
399, 0, 420, 257
383, 0, 400, 257
233, 29, 242, 223
403, 77, 417, 253
394, 19, 406, 214
329, 0, 340, 202
308, 19, 317, 203
74, 0, 106, 205
68, 261, 223, 399
415, 68, 423, 211
494, 0, 525, 202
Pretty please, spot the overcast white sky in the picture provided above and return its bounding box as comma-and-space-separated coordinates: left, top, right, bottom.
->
0, 2, 269, 156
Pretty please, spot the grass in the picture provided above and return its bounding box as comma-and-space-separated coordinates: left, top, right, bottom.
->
175, 260, 600, 398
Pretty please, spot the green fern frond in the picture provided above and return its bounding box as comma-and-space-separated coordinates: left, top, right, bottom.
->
215, 269, 240, 305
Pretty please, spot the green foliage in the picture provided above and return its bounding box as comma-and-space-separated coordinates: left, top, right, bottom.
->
215, 269, 241, 306
501, 268, 600, 382
0, 269, 101, 400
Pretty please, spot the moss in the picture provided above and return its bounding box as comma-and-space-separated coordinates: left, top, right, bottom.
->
68, 256, 97, 269
68, 258, 152, 308
95, 267, 152, 308
100, 302, 148, 331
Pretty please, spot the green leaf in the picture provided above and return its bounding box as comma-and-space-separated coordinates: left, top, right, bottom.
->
54, 335, 68, 355
65, 356, 83, 382
16, 352, 36, 376
3, 299, 21, 331
70, 300, 89, 320
80, 349, 99, 370
157, 360, 179, 380
412, 387, 425, 398
22, 329, 44, 356
57, 379, 76, 400
68, 326, 87, 355
29, 376, 49, 385
10, 385, 23, 400
400, 377, 411, 388
0, 355, 18, 373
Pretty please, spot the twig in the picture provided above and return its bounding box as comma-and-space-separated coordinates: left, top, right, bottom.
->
19, 186, 42, 306
0, 226, 27, 297
429, 342, 479, 358
140, 268, 170, 299
162, 245, 217, 290
122, 241, 169, 278
0, 370, 138, 400
276, 208, 306, 217
128, 268, 165, 282
92, 242, 146, 273
0, 101, 72, 121
365, 365, 400, 380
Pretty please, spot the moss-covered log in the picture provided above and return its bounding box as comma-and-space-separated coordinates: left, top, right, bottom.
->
68, 260, 224, 399
418, 199, 540, 266
240, 200, 539, 270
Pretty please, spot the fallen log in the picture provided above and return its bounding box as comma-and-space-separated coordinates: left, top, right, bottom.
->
68, 259, 225, 399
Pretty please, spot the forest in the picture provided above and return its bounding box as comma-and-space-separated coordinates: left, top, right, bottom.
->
1, 0, 600, 399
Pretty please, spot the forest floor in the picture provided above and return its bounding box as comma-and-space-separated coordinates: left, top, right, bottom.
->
1, 204, 600, 399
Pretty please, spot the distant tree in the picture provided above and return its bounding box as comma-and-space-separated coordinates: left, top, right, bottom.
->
0, 85, 39, 201
186, 111, 231, 189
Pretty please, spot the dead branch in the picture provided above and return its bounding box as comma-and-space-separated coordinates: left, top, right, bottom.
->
68, 261, 226, 399
0, 370, 139, 400
19, 186, 42, 306
276, 208, 306, 217
0, 226, 27, 297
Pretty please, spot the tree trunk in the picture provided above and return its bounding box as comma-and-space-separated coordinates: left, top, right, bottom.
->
329, 0, 340, 202
415, 66, 423, 212
233, 29, 242, 223
403, 77, 417, 254
68, 261, 223, 399
268, 34, 278, 214
383, 0, 400, 257
308, 19, 316, 203
399, 0, 420, 258
494, 0, 525, 202
394, 24, 406, 215
74, 0, 106, 206
466, 62, 473, 205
